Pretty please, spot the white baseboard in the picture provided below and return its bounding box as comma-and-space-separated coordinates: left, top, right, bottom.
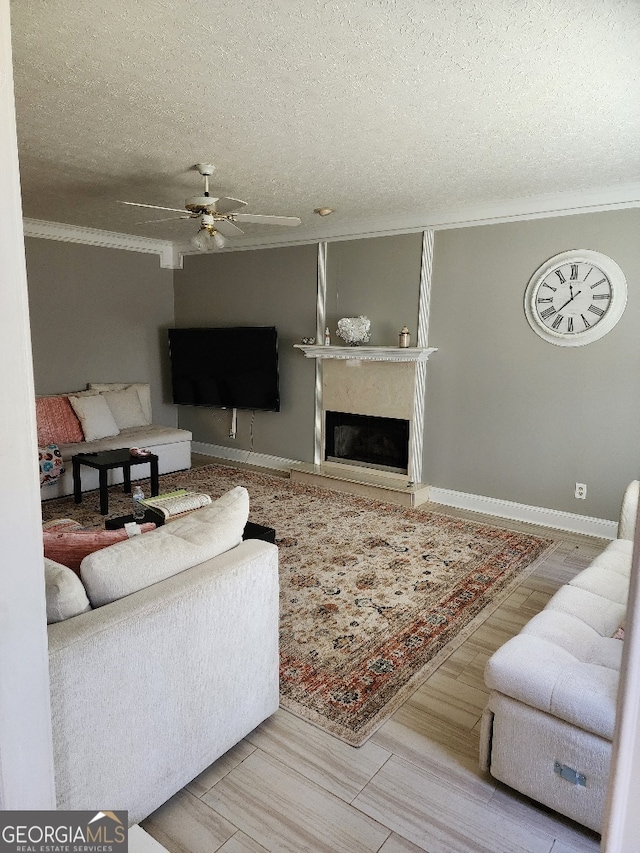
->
191, 442, 297, 472
428, 487, 617, 539
190, 445, 618, 538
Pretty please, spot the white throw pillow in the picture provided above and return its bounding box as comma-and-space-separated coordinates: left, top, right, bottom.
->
88, 383, 152, 424
45, 557, 92, 623
81, 486, 250, 607
101, 387, 147, 429
68, 394, 120, 441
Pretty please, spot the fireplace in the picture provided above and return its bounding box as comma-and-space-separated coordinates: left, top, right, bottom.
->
325, 410, 410, 475
291, 345, 436, 506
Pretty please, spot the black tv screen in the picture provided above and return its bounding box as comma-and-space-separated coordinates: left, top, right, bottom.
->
168, 326, 280, 411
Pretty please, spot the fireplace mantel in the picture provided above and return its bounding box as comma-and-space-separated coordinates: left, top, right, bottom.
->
294, 344, 437, 362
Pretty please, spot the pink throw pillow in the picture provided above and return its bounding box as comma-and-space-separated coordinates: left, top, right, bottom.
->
36, 396, 84, 444
43, 523, 156, 575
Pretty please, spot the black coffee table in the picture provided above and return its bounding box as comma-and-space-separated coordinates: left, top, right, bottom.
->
72, 449, 159, 515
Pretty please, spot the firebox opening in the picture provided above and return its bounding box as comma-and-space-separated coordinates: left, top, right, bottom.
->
325, 411, 410, 474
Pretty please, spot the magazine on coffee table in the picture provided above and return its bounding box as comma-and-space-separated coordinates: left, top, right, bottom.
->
140, 489, 212, 519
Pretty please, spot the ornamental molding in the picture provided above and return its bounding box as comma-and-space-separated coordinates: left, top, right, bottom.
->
23, 181, 640, 263
294, 344, 437, 363
23, 218, 182, 269
174, 181, 640, 255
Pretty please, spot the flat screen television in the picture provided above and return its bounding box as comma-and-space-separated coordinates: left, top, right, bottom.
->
168, 326, 280, 411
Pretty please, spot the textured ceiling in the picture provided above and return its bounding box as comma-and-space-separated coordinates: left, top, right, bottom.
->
9, 0, 640, 243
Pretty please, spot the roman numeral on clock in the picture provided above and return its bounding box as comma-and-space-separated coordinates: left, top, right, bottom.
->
588, 304, 605, 317
567, 317, 574, 332
555, 270, 566, 284
537, 297, 553, 303
552, 314, 564, 330
541, 282, 557, 292
592, 293, 610, 300
581, 314, 591, 329
540, 306, 557, 320
590, 278, 607, 289
570, 264, 579, 280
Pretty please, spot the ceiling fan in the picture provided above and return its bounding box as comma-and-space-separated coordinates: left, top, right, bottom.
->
119, 163, 301, 251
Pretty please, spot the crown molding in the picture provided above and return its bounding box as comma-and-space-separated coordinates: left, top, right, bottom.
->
175, 181, 640, 258
24, 181, 640, 265
22, 218, 183, 269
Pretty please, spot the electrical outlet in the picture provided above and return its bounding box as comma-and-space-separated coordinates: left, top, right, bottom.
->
575, 483, 587, 500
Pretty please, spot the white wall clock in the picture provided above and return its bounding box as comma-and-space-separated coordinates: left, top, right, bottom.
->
524, 250, 627, 346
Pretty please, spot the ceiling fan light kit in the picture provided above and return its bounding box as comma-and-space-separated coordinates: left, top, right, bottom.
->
191, 227, 227, 252
120, 163, 301, 250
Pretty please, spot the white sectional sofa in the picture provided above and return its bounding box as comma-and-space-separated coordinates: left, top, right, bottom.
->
38, 382, 192, 499
45, 487, 280, 825
480, 481, 638, 833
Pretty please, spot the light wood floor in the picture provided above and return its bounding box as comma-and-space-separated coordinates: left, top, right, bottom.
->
142, 458, 604, 853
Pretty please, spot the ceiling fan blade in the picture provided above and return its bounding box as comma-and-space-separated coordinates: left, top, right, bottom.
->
214, 218, 245, 237
210, 197, 248, 215
119, 201, 189, 214
135, 216, 192, 224
233, 213, 301, 227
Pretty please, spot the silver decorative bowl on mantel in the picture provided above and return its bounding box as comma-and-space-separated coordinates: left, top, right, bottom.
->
336, 316, 371, 346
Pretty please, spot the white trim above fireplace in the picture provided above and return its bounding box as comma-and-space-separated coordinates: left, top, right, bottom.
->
294, 344, 437, 362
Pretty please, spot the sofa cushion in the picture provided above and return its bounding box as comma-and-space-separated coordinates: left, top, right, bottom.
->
574, 537, 633, 579
44, 523, 157, 575
44, 557, 92, 623
36, 396, 84, 444
101, 386, 148, 429
544, 584, 626, 638
568, 564, 630, 606
88, 383, 152, 425
68, 394, 120, 441
81, 486, 250, 607
484, 630, 620, 740
57, 424, 193, 459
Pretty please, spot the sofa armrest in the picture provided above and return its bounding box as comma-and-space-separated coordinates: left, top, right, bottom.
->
48, 539, 279, 824
618, 480, 639, 541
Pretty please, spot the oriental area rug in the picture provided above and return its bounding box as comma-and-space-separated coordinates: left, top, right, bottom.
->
42, 464, 556, 746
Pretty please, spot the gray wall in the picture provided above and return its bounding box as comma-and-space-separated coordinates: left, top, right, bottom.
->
172, 244, 318, 461
25, 206, 640, 522
326, 233, 422, 346
25, 238, 177, 427
423, 208, 640, 520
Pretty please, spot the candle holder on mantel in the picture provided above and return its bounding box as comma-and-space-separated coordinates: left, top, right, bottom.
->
399, 326, 410, 348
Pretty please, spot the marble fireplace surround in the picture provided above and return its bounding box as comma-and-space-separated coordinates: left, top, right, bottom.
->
292, 345, 437, 507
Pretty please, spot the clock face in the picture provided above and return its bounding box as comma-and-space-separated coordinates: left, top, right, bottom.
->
524, 250, 627, 346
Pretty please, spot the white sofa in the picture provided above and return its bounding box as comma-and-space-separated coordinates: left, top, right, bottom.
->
480, 481, 638, 832
38, 383, 192, 499
45, 487, 280, 825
